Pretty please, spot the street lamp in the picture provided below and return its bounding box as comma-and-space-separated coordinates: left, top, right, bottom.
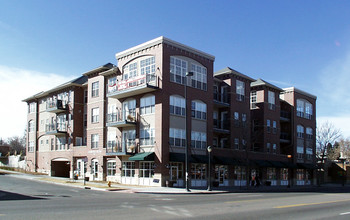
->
207, 145, 212, 191
185, 71, 193, 192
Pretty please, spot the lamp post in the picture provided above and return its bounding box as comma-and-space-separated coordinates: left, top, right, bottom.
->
185, 71, 193, 192
207, 145, 212, 191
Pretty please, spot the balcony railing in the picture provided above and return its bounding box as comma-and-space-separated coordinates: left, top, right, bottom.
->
280, 132, 291, 143
213, 92, 230, 105
106, 140, 136, 155
46, 100, 67, 113
45, 123, 66, 135
213, 119, 230, 131
107, 74, 158, 99
280, 110, 291, 120
106, 111, 137, 127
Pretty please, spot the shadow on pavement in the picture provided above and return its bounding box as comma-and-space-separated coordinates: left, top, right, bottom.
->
0, 190, 47, 201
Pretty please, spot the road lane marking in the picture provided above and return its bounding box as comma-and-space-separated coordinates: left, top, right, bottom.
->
339, 212, 350, 216
274, 199, 350, 209
225, 199, 266, 204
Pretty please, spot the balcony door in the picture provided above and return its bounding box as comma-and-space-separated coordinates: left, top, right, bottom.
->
122, 99, 136, 120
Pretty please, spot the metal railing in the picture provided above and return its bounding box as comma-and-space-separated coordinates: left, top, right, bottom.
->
106, 140, 136, 154
47, 100, 65, 109
213, 119, 230, 130
213, 92, 230, 104
107, 111, 137, 123
45, 123, 66, 132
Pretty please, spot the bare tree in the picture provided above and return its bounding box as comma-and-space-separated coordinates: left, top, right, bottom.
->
7, 135, 26, 156
316, 121, 342, 164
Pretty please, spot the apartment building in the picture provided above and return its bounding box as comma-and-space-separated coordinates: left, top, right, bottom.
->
23, 36, 317, 187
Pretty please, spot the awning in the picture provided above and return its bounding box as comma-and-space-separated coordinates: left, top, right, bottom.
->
128, 152, 154, 161
191, 154, 209, 164
253, 160, 273, 167
297, 163, 316, 169
283, 162, 298, 168
214, 156, 241, 165
169, 153, 196, 163
269, 161, 286, 168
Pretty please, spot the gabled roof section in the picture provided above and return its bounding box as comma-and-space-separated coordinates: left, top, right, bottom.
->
214, 67, 255, 82
282, 87, 317, 100
82, 63, 115, 76
22, 75, 88, 102
251, 78, 283, 91
115, 36, 215, 61
100, 66, 121, 77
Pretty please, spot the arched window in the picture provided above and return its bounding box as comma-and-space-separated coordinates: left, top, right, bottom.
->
191, 100, 207, 120
28, 120, 34, 132
170, 95, 185, 116
297, 99, 313, 119
306, 127, 313, 140
140, 95, 155, 115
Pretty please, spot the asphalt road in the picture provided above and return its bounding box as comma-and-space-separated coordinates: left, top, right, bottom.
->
1, 173, 350, 220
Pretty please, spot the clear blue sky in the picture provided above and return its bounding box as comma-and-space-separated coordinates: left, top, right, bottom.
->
1, 0, 350, 138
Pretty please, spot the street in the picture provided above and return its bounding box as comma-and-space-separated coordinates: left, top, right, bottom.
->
1, 173, 350, 220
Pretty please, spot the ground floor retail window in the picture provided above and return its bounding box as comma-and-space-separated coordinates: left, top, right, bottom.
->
139, 162, 154, 178
267, 168, 276, 180
170, 162, 183, 180
191, 163, 206, 180
107, 161, 116, 176
296, 169, 304, 180
122, 161, 135, 177
234, 166, 246, 180
281, 168, 288, 180
215, 165, 228, 184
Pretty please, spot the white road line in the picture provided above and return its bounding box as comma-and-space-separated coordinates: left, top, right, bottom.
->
339, 212, 350, 216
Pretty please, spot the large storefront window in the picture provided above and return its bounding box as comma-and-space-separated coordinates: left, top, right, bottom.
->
267, 168, 276, 180
296, 169, 304, 181
234, 166, 246, 180
139, 162, 154, 178
191, 164, 206, 180
122, 162, 135, 177
281, 168, 288, 180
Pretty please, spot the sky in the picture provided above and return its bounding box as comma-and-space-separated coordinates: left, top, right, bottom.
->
0, 0, 350, 139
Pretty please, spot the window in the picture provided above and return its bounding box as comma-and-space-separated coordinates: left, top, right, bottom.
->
84, 90, 88, 103
107, 161, 116, 176
191, 131, 207, 149
241, 139, 246, 150
297, 138, 304, 159
140, 95, 155, 115
234, 166, 246, 180
268, 91, 275, 110
191, 63, 207, 91
242, 113, 247, 127
50, 138, 54, 151
267, 143, 271, 153
191, 100, 207, 120
169, 128, 185, 147
91, 82, 99, 97
76, 137, 83, 146
91, 134, 99, 149
250, 91, 257, 108
140, 56, 155, 76
267, 120, 271, 133
267, 168, 276, 180
234, 138, 239, 149
122, 161, 135, 177
140, 127, 155, 146
306, 127, 313, 140
236, 80, 245, 101
28, 102, 36, 113
123, 62, 137, 80
297, 125, 304, 138
170, 57, 187, 84
281, 168, 288, 181
28, 120, 34, 133
107, 77, 117, 94
272, 144, 277, 154
220, 138, 229, 148
296, 169, 304, 181
139, 162, 155, 178
92, 159, 99, 178
234, 112, 239, 127
297, 99, 313, 119
56, 137, 65, 150
123, 99, 136, 120
191, 163, 206, 180
272, 121, 277, 134
28, 141, 34, 152
170, 95, 185, 116
91, 108, 99, 123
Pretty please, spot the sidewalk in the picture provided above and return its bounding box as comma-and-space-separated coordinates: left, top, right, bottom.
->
1, 168, 349, 194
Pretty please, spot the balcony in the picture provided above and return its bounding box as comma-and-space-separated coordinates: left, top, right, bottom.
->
213, 120, 230, 134
107, 74, 158, 99
280, 132, 291, 143
213, 92, 230, 107
106, 112, 137, 128
106, 140, 136, 155
45, 123, 67, 136
46, 100, 67, 113
280, 110, 291, 122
